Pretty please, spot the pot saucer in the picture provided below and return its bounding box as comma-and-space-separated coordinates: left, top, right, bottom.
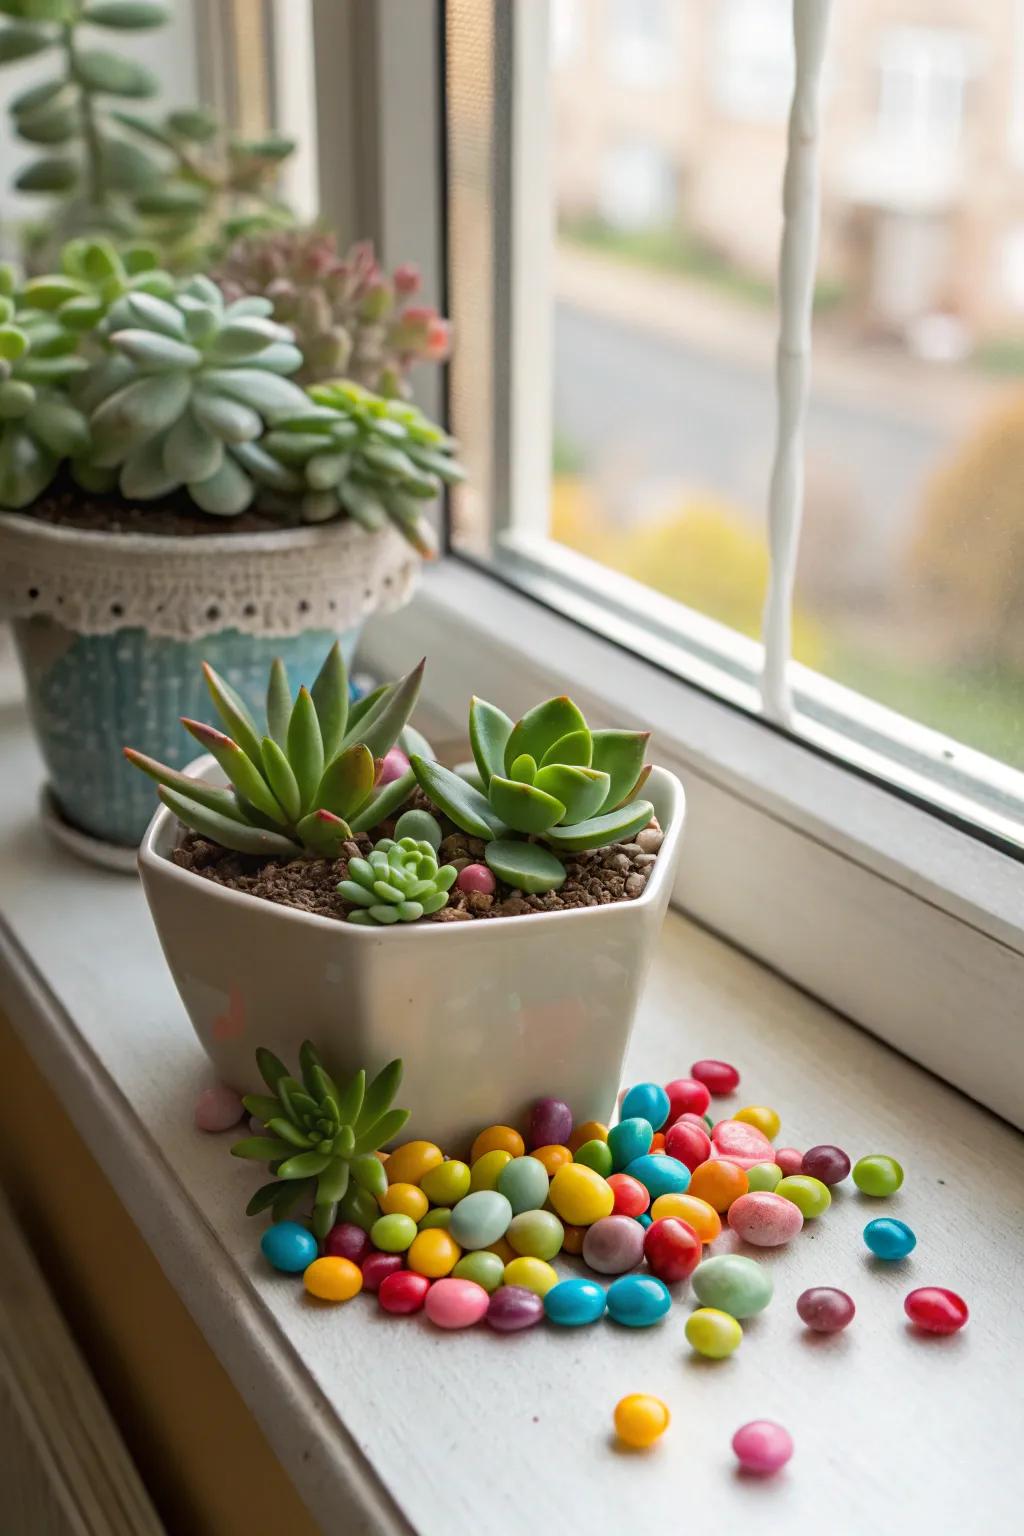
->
39, 784, 139, 875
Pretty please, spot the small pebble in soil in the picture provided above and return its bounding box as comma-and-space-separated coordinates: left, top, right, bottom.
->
853, 1154, 904, 1197
690, 1058, 740, 1095
864, 1217, 917, 1261
456, 862, 496, 895
801, 1144, 851, 1186
194, 1083, 245, 1132
685, 1307, 743, 1359
732, 1420, 794, 1475
614, 1393, 670, 1448
904, 1286, 968, 1334
796, 1287, 856, 1333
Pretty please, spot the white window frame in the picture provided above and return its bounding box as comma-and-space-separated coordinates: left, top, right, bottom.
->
297, 1, 1024, 1125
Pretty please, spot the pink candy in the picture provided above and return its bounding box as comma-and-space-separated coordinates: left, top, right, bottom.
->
775, 1147, 804, 1176
727, 1192, 804, 1247
456, 863, 496, 895
423, 1277, 490, 1329
732, 1420, 794, 1475
194, 1083, 245, 1132
711, 1118, 774, 1170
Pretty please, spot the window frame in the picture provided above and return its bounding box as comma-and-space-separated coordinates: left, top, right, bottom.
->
306, 0, 1023, 1121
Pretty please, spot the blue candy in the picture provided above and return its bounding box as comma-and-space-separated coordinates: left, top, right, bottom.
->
636, 1212, 653, 1228
624, 1152, 691, 1200
606, 1273, 672, 1327
607, 1117, 654, 1172
620, 1082, 671, 1131
544, 1277, 608, 1327
260, 1220, 317, 1274
863, 1217, 917, 1261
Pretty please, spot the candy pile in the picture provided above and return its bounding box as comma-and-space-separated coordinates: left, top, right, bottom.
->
248, 1054, 968, 1470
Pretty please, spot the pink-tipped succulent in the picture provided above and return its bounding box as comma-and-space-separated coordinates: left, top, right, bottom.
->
124, 641, 425, 857
212, 230, 451, 393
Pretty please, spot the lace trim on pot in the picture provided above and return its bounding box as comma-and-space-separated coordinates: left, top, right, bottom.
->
0, 513, 420, 640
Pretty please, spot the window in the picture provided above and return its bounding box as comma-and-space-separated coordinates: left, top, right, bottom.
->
599, 141, 675, 231
876, 27, 973, 156
605, 0, 673, 91
712, 0, 795, 124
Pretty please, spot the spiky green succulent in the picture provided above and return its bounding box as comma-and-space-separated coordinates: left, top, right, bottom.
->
412, 696, 654, 894
339, 812, 457, 925
232, 1042, 409, 1240
257, 379, 464, 555
213, 230, 449, 393
80, 273, 311, 511
124, 640, 426, 858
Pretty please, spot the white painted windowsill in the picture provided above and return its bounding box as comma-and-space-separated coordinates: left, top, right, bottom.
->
1, 697, 1022, 1534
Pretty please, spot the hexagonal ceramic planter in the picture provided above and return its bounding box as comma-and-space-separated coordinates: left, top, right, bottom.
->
138, 758, 685, 1152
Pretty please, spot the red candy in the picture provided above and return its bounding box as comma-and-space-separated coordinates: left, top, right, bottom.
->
378, 1270, 431, 1314
642, 1217, 702, 1282
360, 1252, 405, 1292
691, 1059, 739, 1095
607, 1172, 650, 1218
775, 1146, 804, 1177
711, 1118, 775, 1169
664, 1119, 712, 1171
904, 1287, 968, 1335
665, 1077, 711, 1121
324, 1221, 372, 1265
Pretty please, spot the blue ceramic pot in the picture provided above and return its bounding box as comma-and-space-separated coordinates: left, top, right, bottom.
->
13, 617, 359, 847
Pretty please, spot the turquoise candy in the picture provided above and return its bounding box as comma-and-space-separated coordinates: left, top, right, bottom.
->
624, 1153, 690, 1200
448, 1190, 513, 1250
863, 1217, 917, 1260
260, 1221, 317, 1274
636, 1212, 653, 1228
620, 1082, 671, 1130
607, 1117, 654, 1171
544, 1277, 608, 1327
691, 1254, 773, 1318
497, 1155, 550, 1214
606, 1273, 672, 1327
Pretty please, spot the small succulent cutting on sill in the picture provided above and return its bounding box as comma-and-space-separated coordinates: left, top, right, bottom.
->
411, 695, 654, 894
124, 640, 428, 858
338, 811, 457, 925
231, 1042, 409, 1239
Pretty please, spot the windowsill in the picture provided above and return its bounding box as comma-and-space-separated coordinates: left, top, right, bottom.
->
1, 695, 1022, 1531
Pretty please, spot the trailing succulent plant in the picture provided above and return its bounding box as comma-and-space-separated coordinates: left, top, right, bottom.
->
232, 1042, 409, 1239
1, 0, 294, 268
213, 230, 450, 394
412, 696, 655, 894
80, 273, 311, 511
339, 811, 457, 925
124, 640, 426, 858
259, 379, 464, 556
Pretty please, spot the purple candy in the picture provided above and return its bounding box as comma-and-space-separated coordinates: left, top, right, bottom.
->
485, 1284, 545, 1332
324, 1221, 372, 1265
801, 1145, 851, 1186
528, 1096, 573, 1150
796, 1286, 855, 1332
582, 1214, 646, 1274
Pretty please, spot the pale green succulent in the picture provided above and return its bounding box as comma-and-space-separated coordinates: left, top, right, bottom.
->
412, 695, 654, 894
339, 812, 457, 925
124, 640, 425, 859
258, 378, 465, 555
82, 273, 310, 512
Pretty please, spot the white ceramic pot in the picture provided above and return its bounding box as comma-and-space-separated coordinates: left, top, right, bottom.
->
138, 760, 686, 1152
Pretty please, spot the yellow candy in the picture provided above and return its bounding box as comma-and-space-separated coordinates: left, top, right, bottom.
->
650, 1193, 722, 1243
685, 1306, 742, 1358
614, 1394, 670, 1449
567, 1120, 609, 1154
548, 1162, 614, 1226
407, 1227, 462, 1278
303, 1256, 362, 1302
420, 1159, 471, 1206
378, 1182, 429, 1222
471, 1124, 526, 1162
386, 1140, 444, 1186
470, 1148, 513, 1191
503, 1256, 558, 1296
734, 1105, 781, 1140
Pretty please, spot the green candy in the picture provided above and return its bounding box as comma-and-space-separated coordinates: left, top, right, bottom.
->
746, 1162, 783, 1193
691, 1254, 773, 1319
418, 1207, 452, 1230
449, 1190, 513, 1250
574, 1138, 614, 1178
506, 1208, 564, 1261
370, 1213, 417, 1253
775, 1174, 831, 1219
421, 1160, 471, 1206
497, 1155, 550, 1214
852, 1154, 904, 1198
452, 1251, 505, 1293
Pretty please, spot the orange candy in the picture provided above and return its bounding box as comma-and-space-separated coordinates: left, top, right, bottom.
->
470, 1124, 526, 1162
649, 1192, 722, 1242
560, 1222, 586, 1255
650, 1133, 666, 1153
688, 1159, 749, 1213
567, 1120, 609, 1154
486, 1236, 517, 1264
532, 1143, 573, 1176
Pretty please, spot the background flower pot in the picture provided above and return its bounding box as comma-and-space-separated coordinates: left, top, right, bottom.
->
0, 513, 418, 852
138, 759, 685, 1152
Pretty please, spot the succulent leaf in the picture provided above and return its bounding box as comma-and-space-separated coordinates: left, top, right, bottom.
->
346, 766, 417, 835
487, 776, 565, 835
157, 786, 296, 856
294, 808, 351, 857
350, 657, 424, 760
122, 746, 246, 820
310, 640, 348, 760
484, 839, 567, 895
589, 730, 652, 813
341, 833, 456, 926
540, 729, 592, 769
543, 798, 655, 852
260, 736, 302, 823
504, 697, 589, 775
287, 687, 324, 811
409, 756, 508, 842
202, 661, 262, 766
469, 696, 514, 786
265, 657, 292, 748
532, 764, 609, 825
317, 744, 374, 820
